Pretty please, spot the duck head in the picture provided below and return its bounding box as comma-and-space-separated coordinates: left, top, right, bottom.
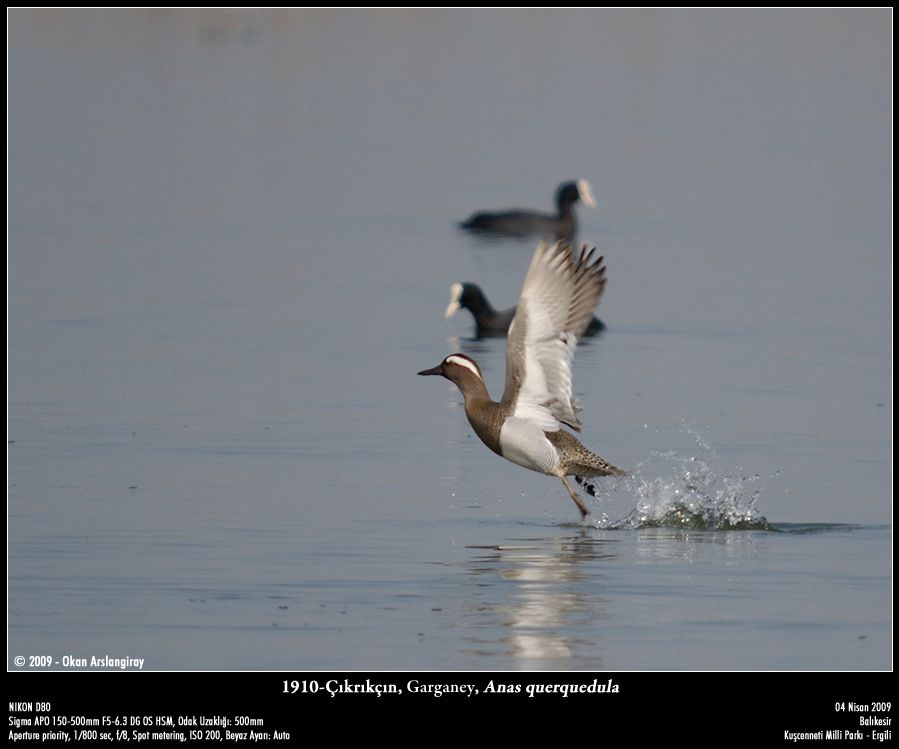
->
418, 353, 485, 387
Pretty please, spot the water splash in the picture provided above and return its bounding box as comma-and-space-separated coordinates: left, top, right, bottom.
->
588, 431, 774, 531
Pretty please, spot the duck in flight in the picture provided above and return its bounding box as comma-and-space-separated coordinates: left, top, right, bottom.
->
419, 239, 626, 519
459, 180, 597, 242
445, 281, 605, 339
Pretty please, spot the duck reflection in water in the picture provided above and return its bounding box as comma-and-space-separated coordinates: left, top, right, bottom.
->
460, 532, 616, 667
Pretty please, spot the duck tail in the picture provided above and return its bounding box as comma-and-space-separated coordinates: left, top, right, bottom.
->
574, 455, 629, 479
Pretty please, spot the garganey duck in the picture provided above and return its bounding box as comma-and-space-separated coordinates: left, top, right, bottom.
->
459, 180, 597, 242
445, 281, 605, 339
420, 239, 625, 519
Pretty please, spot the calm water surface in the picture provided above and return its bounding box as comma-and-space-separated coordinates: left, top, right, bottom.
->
8, 9, 891, 671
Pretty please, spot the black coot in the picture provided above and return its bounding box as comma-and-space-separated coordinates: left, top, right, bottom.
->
460, 180, 597, 241
445, 282, 604, 340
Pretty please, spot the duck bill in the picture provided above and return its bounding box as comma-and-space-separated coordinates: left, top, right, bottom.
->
417, 364, 444, 377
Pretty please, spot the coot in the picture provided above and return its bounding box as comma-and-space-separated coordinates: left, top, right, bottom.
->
445, 281, 604, 339
460, 180, 597, 241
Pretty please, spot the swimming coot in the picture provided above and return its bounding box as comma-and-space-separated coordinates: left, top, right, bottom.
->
445, 281, 604, 339
459, 180, 597, 241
